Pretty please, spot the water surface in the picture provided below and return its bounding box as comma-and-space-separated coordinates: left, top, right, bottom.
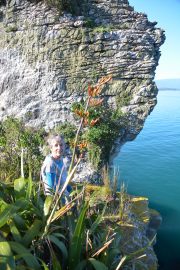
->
113, 90, 180, 270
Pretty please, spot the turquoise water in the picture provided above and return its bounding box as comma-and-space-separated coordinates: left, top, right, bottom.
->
113, 90, 180, 270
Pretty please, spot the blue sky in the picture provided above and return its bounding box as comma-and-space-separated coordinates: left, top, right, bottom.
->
128, 0, 180, 80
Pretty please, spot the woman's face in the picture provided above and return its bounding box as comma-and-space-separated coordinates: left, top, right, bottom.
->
50, 139, 63, 159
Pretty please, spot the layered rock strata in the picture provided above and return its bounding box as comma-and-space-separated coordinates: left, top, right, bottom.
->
0, 0, 165, 140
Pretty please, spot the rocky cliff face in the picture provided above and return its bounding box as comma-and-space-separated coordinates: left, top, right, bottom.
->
0, 0, 165, 139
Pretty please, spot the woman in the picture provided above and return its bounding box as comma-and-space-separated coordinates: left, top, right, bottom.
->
41, 133, 71, 196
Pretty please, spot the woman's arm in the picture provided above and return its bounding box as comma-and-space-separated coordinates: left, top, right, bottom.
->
45, 172, 55, 189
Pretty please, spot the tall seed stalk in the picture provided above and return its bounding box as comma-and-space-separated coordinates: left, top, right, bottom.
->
68, 75, 112, 174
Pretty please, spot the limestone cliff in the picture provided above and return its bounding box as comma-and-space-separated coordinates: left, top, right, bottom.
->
0, 0, 165, 140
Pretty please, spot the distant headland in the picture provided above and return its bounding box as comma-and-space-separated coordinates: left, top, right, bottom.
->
156, 78, 180, 90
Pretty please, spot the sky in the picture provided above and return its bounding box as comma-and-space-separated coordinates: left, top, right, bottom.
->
128, 0, 180, 80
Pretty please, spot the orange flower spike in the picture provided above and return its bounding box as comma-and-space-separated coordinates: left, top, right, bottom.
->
93, 85, 102, 96
89, 98, 104, 107
98, 74, 112, 86
90, 118, 100, 126
78, 143, 83, 150
75, 109, 89, 118
84, 111, 89, 117
89, 98, 95, 106
88, 84, 94, 97
83, 118, 88, 126
76, 109, 85, 117
78, 141, 88, 149
96, 98, 104, 106
74, 109, 80, 116
82, 141, 88, 148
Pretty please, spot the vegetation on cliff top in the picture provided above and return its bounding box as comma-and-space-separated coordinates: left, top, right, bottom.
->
35, 0, 86, 15
0, 117, 45, 182
0, 0, 86, 15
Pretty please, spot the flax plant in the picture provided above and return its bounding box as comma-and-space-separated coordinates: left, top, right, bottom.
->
0, 171, 156, 269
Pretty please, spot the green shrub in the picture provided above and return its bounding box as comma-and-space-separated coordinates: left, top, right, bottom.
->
0, 117, 45, 181
54, 121, 76, 145
36, 0, 86, 15
116, 91, 132, 107
84, 108, 123, 166
85, 18, 96, 28
92, 24, 114, 34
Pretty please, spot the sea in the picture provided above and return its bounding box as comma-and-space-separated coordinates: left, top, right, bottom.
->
113, 89, 180, 270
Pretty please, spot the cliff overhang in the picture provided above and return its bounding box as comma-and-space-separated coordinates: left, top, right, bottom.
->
0, 0, 165, 141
